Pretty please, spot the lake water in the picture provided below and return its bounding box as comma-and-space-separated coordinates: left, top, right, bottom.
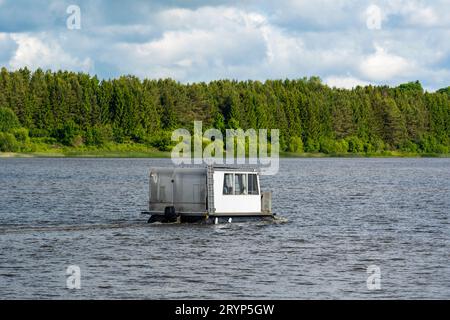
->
0, 158, 449, 299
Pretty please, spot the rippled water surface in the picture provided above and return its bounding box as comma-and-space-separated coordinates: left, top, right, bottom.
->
0, 158, 449, 299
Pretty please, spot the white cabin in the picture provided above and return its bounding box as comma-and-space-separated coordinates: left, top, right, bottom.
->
146, 165, 272, 223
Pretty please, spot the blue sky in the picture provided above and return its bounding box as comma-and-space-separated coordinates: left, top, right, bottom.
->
0, 0, 449, 91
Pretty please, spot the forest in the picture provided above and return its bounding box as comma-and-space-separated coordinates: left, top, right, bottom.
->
0, 67, 449, 156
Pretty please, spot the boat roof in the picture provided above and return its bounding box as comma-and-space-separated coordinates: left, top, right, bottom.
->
211, 165, 258, 172
150, 164, 259, 173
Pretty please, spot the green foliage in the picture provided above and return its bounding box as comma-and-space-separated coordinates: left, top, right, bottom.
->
288, 136, 304, 153
12, 127, 30, 144
319, 137, 336, 154
85, 124, 113, 146
160, 89, 178, 129
419, 135, 449, 153
131, 124, 147, 143
112, 126, 125, 143
0, 69, 448, 154
346, 136, 364, 153
213, 112, 226, 133
370, 137, 385, 153
147, 132, 172, 151
29, 128, 50, 138
53, 120, 81, 146
319, 137, 352, 154
72, 135, 84, 147
305, 138, 320, 152
0, 132, 19, 152
400, 140, 418, 153
398, 81, 423, 94
0, 107, 20, 132
437, 87, 450, 97
335, 139, 349, 153
31, 136, 57, 145
227, 117, 240, 130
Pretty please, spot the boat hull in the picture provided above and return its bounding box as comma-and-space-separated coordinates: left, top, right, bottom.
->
143, 211, 275, 224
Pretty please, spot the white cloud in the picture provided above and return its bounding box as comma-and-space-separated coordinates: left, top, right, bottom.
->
272, 0, 363, 30
0, 0, 449, 90
359, 44, 414, 81
325, 76, 370, 89
384, 0, 443, 28
108, 6, 361, 82
8, 33, 93, 72
107, 7, 272, 80
88, 4, 448, 89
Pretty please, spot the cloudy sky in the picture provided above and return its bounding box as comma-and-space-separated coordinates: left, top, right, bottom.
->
0, 0, 449, 91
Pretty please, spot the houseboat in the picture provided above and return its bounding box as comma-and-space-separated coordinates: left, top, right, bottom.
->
142, 165, 274, 224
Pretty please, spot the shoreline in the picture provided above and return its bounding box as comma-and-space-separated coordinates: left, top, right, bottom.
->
1, 151, 449, 158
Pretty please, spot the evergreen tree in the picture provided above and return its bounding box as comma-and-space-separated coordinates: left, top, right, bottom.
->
0, 68, 448, 154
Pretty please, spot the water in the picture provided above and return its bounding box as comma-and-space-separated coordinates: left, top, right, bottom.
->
0, 158, 449, 299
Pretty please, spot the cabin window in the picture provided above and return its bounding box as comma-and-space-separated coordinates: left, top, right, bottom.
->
223, 173, 233, 195
223, 173, 258, 195
248, 174, 259, 195
234, 174, 247, 195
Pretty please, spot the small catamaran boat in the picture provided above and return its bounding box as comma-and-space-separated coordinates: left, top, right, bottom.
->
142, 165, 274, 224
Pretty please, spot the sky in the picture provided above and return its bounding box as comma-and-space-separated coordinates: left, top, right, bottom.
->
0, 0, 449, 91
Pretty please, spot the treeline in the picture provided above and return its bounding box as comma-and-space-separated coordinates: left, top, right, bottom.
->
0, 67, 449, 154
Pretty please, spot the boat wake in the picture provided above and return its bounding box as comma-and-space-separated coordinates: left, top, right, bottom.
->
0, 215, 288, 235
0, 222, 145, 235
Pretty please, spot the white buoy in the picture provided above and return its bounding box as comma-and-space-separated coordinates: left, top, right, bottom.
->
214, 217, 219, 225
228, 218, 232, 223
